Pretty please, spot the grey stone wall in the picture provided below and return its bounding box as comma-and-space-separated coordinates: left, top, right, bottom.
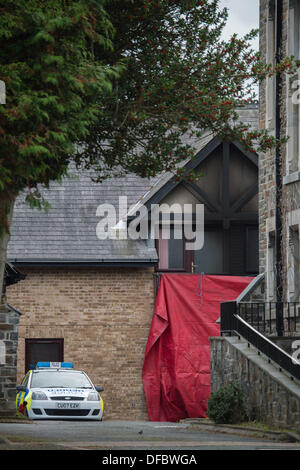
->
0, 305, 20, 417
259, 0, 300, 299
258, 0, 270, 275
210, 336, 300, 428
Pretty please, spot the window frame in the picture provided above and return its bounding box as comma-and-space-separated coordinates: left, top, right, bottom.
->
156, 236, 187, 273
288, 224, 300, 301
286, 0, 300, 175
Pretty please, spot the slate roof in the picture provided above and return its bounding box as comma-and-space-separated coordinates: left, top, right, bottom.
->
7, 104, 258, 265
8, 170, 159, 264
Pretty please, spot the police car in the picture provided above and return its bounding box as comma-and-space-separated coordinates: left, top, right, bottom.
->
16, 362, 104, 420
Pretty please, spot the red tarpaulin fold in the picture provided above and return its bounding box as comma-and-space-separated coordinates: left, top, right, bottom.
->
142, 274, 253, 422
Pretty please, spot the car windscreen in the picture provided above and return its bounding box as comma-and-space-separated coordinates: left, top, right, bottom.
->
30, 371, 93, 389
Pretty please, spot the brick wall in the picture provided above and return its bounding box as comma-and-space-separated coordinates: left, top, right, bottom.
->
7, 266, 155, 420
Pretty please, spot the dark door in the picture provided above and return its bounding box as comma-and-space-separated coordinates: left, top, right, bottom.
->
193, 224, 259, 275
194, 226, 223, 274
25, 339, 64, 373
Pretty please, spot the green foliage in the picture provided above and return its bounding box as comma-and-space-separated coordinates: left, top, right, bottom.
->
207, 383, 248, 425
0, 0, 297, 230
0, 0, 123, 234
78, 0, 296, 181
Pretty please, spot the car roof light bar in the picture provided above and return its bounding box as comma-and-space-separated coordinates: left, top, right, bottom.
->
36, 362, 74, 369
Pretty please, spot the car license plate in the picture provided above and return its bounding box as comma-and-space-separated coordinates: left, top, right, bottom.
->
56, 402, 80, 409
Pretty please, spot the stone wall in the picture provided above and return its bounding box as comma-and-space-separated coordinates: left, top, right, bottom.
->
0, 304, 20, 417
210, 336, 300, 428
7, 266, 155, 420
259, 0, 300, 300
259, 0, 272, 276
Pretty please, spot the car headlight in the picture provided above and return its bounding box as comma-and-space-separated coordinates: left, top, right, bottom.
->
87, 391, 100, 401
31, 391, 48, 400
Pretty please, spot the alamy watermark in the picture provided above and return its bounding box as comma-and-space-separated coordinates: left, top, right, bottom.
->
96, 197, 204, 250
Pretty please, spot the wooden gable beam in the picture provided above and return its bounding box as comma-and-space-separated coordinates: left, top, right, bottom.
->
230, 183, 258, 213
182, 181, 223, 213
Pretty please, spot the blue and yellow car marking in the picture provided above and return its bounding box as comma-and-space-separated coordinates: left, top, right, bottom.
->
16, 388, 32, 415
99, 394, 104, 414
16, 371, 32, 416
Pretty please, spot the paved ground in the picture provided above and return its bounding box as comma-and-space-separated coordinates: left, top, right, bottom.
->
0, 420, 300, 451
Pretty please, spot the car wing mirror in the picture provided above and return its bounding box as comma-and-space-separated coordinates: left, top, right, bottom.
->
95, 386, 104, 392
16, 385, 27, 392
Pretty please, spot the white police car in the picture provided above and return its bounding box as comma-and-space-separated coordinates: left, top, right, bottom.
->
16, 362, 104, 420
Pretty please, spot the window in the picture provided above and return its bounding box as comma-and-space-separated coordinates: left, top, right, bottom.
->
156, 223, 259, 275
288, 225, 300, 300
287, 0, 300, 174
267, 231, 276, 300
157, 225, 225, 273
21, 372, 30, 388
157, 226, 185, 270
287, 76, 300, 173
289, 0, 300, 59
31, 370, 92, 389
25, 339, 64, 373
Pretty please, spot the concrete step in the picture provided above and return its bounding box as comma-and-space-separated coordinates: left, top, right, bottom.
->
226, 335, 300, 398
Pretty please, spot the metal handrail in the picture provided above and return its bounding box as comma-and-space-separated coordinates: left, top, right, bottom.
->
221, 301, 300, 381
236, 273, 265, 303
237, 301, 300, 336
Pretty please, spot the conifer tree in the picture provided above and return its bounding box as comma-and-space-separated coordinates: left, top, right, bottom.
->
0, 0, 294, 297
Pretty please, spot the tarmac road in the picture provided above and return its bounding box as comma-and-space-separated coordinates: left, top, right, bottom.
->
0, 420, 300, 451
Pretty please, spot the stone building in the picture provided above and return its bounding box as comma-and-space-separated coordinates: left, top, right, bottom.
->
0, 304, 21, 417
209, 2, 300, 429
259, 0, 300, 303
6, 105, 259, 420
0, 264, 25, 417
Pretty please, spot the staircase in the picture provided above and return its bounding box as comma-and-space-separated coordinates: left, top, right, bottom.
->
210, 334, 300, 429
215, 274, 300, 428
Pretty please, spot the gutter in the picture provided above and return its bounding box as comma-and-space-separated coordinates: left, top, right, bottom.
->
275, 0, 284, 335
8, 258, 158, 268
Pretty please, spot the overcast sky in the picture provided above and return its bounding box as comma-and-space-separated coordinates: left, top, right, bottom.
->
219, 0, 259, 50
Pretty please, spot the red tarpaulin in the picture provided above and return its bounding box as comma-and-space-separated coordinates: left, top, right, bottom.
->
142, 274, 253, 422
